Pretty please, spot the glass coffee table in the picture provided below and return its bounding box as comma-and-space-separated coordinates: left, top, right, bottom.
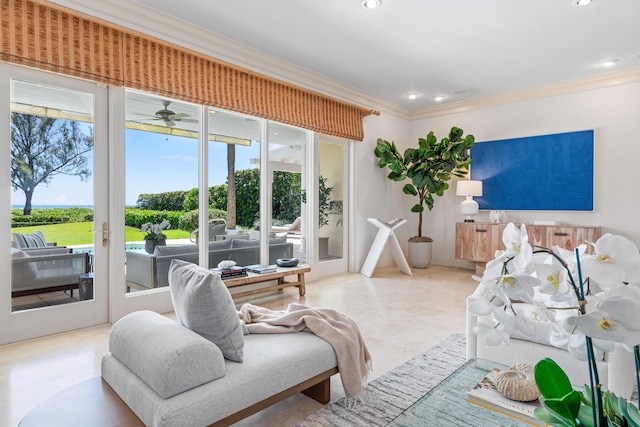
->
387, 358, 542, 426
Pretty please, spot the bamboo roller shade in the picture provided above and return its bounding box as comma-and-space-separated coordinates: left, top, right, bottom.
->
1, 0, 378, 140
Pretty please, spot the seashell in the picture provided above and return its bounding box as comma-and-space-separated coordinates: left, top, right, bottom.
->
494, 363, 540, 402
217, 260, 236, 269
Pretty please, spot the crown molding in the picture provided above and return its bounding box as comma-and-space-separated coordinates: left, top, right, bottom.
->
48, 0, 410, 120
409, 67, 640, 120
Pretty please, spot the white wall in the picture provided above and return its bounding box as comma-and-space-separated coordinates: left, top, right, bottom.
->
406, 81, 640, 268
352, 112, 411, 272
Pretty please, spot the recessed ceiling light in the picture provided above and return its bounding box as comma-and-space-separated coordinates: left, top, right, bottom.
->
361, 0, 381, 9
632, 52, 640, 60
407, 93, 420, 100
598, 59, 619, 67
434, 96, 446, 102
572, 0, 595, 6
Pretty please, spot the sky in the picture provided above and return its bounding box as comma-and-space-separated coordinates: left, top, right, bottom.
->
11, 129, 260, 208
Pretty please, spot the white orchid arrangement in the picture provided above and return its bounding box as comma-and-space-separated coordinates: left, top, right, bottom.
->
469, 222, 640, 426
140, 219, 171, 240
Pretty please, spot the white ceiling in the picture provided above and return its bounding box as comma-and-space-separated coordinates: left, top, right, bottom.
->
54, 0, 640, 112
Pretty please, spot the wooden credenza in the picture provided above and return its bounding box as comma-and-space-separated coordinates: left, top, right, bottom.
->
455, 222, 601, 273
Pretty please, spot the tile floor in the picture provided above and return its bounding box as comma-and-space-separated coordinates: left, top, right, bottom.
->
0, 265, 477, 427
11, 290, 79, 312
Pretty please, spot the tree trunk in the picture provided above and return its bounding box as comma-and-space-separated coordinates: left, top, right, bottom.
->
227, 143, 236, 230
23, 190, 34, 215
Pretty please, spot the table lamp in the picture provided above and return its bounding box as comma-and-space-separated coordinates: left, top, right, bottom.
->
456, 180, 483, 222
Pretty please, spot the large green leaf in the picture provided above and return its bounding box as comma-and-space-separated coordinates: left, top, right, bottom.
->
410, 204, 423, 213
449, 126, 463, 141
402, 184, 417, 196
576, 405, 596, 427
535, 358, 574, 398
543, 392, 582, 426
536, 396, 578, 426
626, 400, 640, 426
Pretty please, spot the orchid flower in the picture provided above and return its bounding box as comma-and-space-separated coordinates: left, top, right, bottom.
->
501, 223, 533, 272
484, 272, 540, 308
473, 318, 511, 347
566, 283, 640, 349
580, 234, 640, 288
531, 252, 580, 305
471, 223, 640, 424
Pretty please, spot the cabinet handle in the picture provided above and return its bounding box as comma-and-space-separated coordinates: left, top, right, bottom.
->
475, 228, 487, 233
554, 232, 568, 237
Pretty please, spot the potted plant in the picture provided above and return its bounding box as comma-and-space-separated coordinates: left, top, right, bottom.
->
140, 219, 171, 253
374, 126, 475, 268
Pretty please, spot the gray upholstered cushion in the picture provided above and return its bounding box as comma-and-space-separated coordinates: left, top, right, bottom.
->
10, 248, 38, 281
13, 230, 47, 248
154, 244, 198, 256
269, 236, 287, 245
168, 259, 244, 362
209, 223, 227, 237
154, 239, 233, 256
208, 239, 234, 251
108, 310, 226, 399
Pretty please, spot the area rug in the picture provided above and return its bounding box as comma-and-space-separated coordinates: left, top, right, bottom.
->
296, 333, 639, 427
294, 332, 466, 427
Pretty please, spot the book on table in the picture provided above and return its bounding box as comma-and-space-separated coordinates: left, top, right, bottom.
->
245, 264, 277, 274
211, 266, 247, 278
467, 368, 546, 426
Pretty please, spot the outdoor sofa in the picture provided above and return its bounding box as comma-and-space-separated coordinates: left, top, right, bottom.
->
125, 237, 293, 290
11, 246, 90, 297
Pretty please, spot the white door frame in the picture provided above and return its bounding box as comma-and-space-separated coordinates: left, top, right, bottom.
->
0, 64, 109, 343
314, 135, 350, 277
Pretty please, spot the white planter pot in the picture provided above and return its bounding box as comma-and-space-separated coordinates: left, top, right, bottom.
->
408, 240, 432, 269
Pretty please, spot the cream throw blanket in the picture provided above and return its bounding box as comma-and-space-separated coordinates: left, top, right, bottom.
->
238, 303, 373, 399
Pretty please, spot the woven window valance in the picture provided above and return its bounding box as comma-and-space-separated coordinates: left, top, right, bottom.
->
1, 0, 378, 140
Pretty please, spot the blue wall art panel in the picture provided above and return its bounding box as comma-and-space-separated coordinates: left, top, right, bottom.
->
469, 130, 594, 211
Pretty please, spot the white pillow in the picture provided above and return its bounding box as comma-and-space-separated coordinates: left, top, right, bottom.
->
168, 259, 244, 362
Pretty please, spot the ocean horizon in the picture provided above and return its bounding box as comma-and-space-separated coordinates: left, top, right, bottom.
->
11, 205, 94, 209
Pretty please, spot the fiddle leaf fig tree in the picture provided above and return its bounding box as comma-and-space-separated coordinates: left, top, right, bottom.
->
374, 126, 475, 241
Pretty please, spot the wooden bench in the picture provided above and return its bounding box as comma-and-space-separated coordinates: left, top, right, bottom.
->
224, 265, 310, 298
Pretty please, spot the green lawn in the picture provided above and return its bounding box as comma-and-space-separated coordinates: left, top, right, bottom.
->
12, 222, 190, 246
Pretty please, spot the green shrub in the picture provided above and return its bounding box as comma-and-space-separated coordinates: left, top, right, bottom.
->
124, 209, 183, 230
136, 191, 187, 211
178, 208, 227, 232
11, 207, 93, 227
183, 186, 228, 212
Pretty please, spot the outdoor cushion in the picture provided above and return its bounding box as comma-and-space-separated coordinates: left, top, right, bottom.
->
154, 239, 233, 256
231, 238, 260, 248
209, 223, 227, 237
13, 230, 47, 248
11, 248, 38, 282
168, 259, 244, 362
109, 310, 226, 399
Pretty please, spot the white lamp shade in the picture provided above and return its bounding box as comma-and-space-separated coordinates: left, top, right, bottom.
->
456, 180, 483, 197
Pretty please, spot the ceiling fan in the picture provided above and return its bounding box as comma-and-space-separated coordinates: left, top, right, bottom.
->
135, 100, 196, 127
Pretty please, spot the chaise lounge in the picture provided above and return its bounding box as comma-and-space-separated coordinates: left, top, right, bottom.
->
103, 260, 343, 427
